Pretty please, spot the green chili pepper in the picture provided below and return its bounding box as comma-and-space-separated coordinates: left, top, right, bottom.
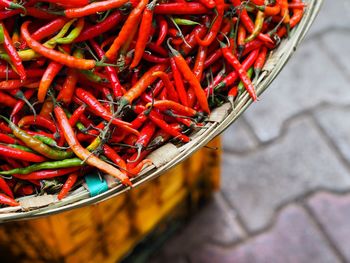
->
173, 18, 200, 26
56, 18, 85, 44
0, 158, 83, 175
0, 24, 4, 45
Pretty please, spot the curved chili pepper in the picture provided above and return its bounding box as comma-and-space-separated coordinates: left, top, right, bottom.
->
12, 167, 80, 180
54, 105, 132, 186
254, 46, 268, 77
217, 44, 258, 102
130, 0, 157, 68
0, 144, 46, 163
168, 41, 210, 113
0, 193, 19, 207
10, 89, 35, 118
147, 100, 199, 117
58, 173, 78, 200
18, 115, 56, 133
38, 61, 63, 102
154, 3, 209, 15
152, 71, 179, 102
0, 23, 26, 80
193, 45, 207, 80
257, 3, 281, 16
75, 11, 123, 42
55, 18, 85, 44
31, 18, 67, 42
245, 11, 265, 43
0, 91, 17, 107
214, 48, 259, 93
148, 110, 190, 142
75, 88, 139, 135
58, 0, 129, 18
118, 64, 167, 111
155, 16, 168, 46
195, 0, 224, 46
40, 99, 54, 119
21, 21, 106, 70
277, 0, 304, 38
105, 0, 148, 61
103, 144, 127, 172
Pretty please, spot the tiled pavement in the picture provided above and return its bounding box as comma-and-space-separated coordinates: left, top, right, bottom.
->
153, 1, 350, 262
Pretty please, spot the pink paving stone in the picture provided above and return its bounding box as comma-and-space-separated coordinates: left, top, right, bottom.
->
189, 205, 340, 263
307, 192, 350, 262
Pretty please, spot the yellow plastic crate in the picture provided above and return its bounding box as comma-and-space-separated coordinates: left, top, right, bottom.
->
0, 137, 221, 263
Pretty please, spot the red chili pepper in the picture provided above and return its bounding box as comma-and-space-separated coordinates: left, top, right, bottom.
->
0, 23, 26, 80
254, 46, 268, 77
103, 145, 127, 172
118, 64, 167, 110
75, 88, 139, 135
148, 110, 189, 142
10, 89, 35, 118
168, 41, 210, 113
135, 121, 156, 150
130, 0, 157, 68
154, 3, 209, 15
142, 52, 169, 64
195, 0, 224, 47
213, 48, 259, 93
57, 67, 78, 105
147, 100, 199, 117
68, 104, 86, 127
0, 66, 44, 79
14, 167, 80, 180
193, 45, 207, 80
0, 91, 17, 107
221, 44, 257, 101
155, 16, 168, 46
0, 144, 47, 163
152, 71, 179, 103
75, 11, 123, 42
277, 0, 304, 38
31, 18, 67, 42
61, 0, 129, 18
18, 115, 57, 134
105, 0, 149, 61
58, 173, 79, 200
198, 0, 215, 9
38, 61, 63, 103
0, 193, 19, 207
169, 57, 188, 107
180, 23, 207, 55
38, 0, 90, 8
40, 99, 54, 119
21, 21, 102, 70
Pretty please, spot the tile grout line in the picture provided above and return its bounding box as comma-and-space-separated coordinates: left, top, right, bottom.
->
301, 203, 347, 263
308, 113, 350, 174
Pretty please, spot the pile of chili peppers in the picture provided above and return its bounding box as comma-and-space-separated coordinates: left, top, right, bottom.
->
0, 0, 304, 207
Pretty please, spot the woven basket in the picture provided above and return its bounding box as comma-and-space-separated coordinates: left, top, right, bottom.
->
0, 0, 323, 222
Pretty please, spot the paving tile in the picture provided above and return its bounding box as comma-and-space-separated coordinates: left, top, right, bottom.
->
222, 118, 258, 153
244, 38, 350, 142
153, 193, 243, 260
189, 205, 341, 263
320, 31, 350, 77
314, 106, 350, 163
221, 117, 350, 232
308, 192, 350, 262
307, 0, 350, 38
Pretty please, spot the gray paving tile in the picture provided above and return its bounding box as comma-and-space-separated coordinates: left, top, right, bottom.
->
320, 31, 350, 77
189, 205, 341, 263
221, 117, 350, 232
308, 192, 350, 262
155, 193, 243, 260
222, 118, 259, 153
307, 0, 350, 38
244, 38, 350, 142
314, 106, 350, 163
